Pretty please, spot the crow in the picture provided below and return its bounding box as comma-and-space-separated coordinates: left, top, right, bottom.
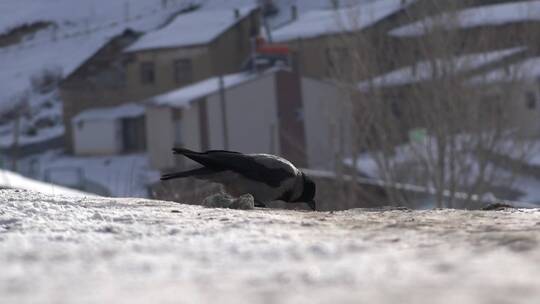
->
160, 148, 316, 210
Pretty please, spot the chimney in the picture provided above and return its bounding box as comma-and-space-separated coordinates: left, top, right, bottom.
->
291, 5, 297, 21
234, 8, 240, 19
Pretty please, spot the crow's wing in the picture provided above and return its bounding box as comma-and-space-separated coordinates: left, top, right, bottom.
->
173, 148, 295, 187
160, 166, 217, 181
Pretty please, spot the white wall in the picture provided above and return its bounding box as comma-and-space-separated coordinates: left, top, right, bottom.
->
301, 77, 350, 170
73, 119, 120, 156
181, 102, 202, 152
146, 107, 175, 170
206, 74, 280, 154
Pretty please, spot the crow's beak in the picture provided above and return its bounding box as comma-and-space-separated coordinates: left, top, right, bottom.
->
307, 200, 316, 211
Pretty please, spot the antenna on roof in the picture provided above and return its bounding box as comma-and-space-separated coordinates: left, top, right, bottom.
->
291, 5, 298, 21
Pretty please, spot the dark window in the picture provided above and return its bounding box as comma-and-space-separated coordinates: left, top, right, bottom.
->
235, 23, 245, 51
391, 100, 401, 118
140, 62, 155, 84
174, 59, 193, 84
526, 91, 536, 110
122, 117, 146, 152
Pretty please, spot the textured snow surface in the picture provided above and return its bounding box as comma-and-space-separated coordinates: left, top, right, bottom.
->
1, 190, 540, 304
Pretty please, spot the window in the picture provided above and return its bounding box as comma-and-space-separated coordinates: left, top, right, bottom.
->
174, 59, 193, 84
122, 117, 146, 152
140, 62, 155, 84
526, 91, 536, 110
391, 100, 401, 118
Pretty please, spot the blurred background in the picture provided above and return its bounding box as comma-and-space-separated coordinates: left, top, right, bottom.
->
2, 0, 540, 210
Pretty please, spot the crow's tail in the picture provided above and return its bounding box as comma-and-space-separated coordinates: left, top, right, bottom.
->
160, 167, 214, 181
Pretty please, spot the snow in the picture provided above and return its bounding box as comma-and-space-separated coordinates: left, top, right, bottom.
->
0, 169, 91, 197
1, 189, 540, 303
149, 71, 258, 108
271, 0, 415, 42
0, 125, 64, 149
0, 0, 198, 113
468, 56, 540, 84
73, 103, 145, 123
390, 0, 540, 37
27, 151, 156, 198
125, 5, 258, 52
358, 47, 525, 89
0, 0, 197, 36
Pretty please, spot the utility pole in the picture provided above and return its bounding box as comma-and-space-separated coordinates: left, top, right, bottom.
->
218, 75, 229, 149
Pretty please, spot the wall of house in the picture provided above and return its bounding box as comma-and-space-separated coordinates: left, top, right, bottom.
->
508, 83, 540, 138
206, 73, 279, 154
180, 102, 202, 153
72, 119, 120, 155
146, 107, 175, 170
301, 77, 350, 170
209, 11, 259, 75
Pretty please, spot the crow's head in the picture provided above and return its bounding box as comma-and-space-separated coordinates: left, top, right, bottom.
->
296, 172, 316, 210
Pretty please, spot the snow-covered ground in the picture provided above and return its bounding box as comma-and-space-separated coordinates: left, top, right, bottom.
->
1, 190, 539, 304
0, 170, 91, 197
16, 151, 156, 198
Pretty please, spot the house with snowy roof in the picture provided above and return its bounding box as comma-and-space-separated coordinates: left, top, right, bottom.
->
267, 0, 416, 79
144, 68, 351, 172
388, 0, 540, 71
60, 6, 260, 153
71, 68, 352, 171
355, 45, 540, 141
468, 55, 540, 138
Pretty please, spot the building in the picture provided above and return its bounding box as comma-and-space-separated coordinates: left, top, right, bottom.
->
60, 6, 260, 152
269, 0, 415, 80
144, 68, 351, 172
71, 103, 146, 155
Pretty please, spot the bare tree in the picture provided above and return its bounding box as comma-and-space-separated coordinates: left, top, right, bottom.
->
327, 1, 537, 208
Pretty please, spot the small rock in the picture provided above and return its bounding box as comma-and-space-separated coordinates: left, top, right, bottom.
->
482, 202, 515, 211
91, 212, 104, 221
229, 194, 255, 210
203, 193, 234, 208
170, 210, 181, 213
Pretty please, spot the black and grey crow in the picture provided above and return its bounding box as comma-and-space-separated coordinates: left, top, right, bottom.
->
160, 148, 316, 210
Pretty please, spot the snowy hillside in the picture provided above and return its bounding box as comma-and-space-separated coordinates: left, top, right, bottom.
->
1, 190, 540, 304
0, 0, 344, 150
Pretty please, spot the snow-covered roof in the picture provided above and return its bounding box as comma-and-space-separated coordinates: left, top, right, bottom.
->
73, 103, 145, 123
126, 6, 257, 52
271, 0, 415, 42
390, 0, 540, 37
358, 47, 525, 90
0, 169, 92, 197
149, 71, 259, 108
468, 56, 540, 85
